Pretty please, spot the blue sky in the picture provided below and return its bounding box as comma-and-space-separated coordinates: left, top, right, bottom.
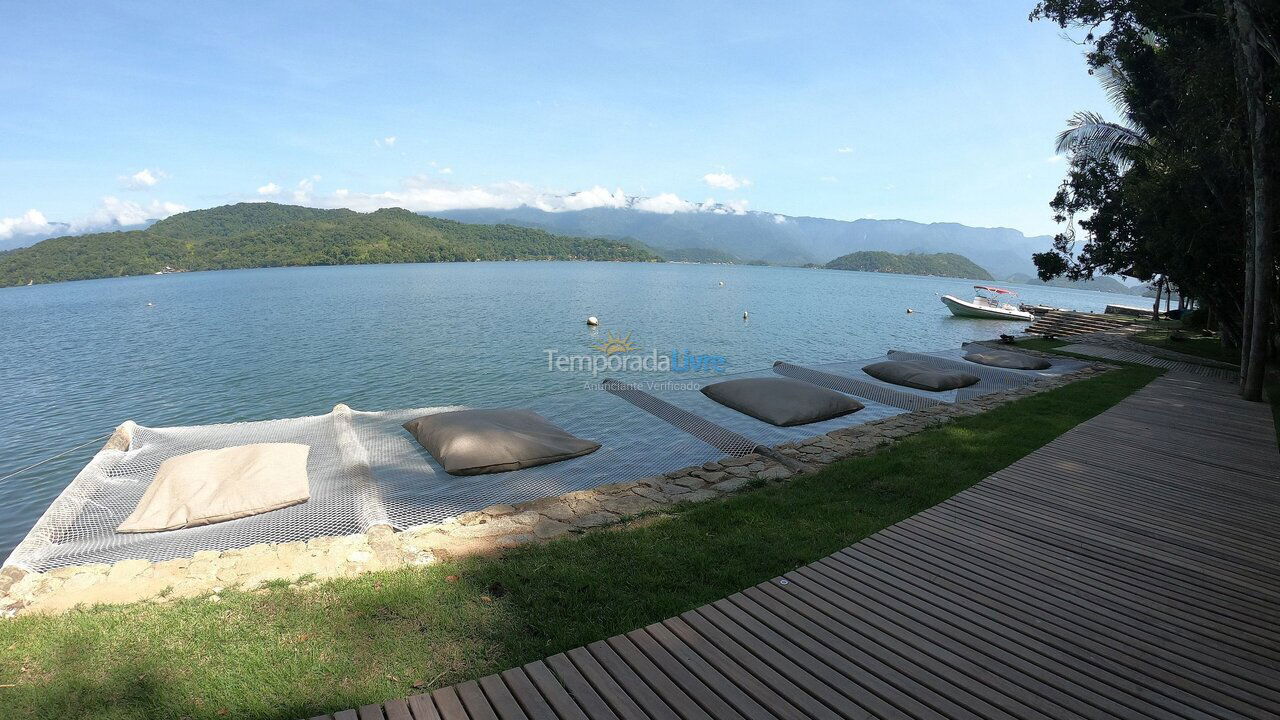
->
0, 0, 1106, 243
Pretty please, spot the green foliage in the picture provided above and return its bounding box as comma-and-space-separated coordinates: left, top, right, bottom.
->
1029, 0, 1275, 346
0, 365, 1159, 719
655, 246, 742, 263
0, 204, 660, 287
825, 250, 994, 280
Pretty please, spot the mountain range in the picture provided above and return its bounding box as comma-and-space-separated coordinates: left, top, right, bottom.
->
0, 203, 656, 287
431, 204, 1053, 278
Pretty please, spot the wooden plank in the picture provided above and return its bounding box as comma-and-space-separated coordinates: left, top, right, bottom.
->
406, 694, 441, 720
872, 518, 1280, 675
383, 698, 413, 720
432, 686, 475, 720
454, 680, 501, 720
477, 674, 530, 720
522, 661, 596, 720
735, 584, 995, 720
854, 530, 1280, 711
672, 611, 846, 720
407, 691, 442, 717
565, 645, 658, 720
499, 666, 567, 720
334, 711, 360, 720
357, 705, 386, 720
620, 628, 747, 720
910, 506, 1280, 652
706, 597, 914, 719
583, 638, 686, 717
543, 652, 625, 720
599, 635, 713, 719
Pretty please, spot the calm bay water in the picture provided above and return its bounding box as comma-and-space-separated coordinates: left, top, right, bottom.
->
0, 261, 1142, 558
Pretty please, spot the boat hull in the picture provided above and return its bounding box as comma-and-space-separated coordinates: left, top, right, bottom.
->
941, 295, 1033, 321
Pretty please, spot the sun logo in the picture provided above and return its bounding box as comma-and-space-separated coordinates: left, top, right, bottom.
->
591, 330, 637, 356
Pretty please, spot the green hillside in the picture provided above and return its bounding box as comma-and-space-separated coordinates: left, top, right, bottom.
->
0, 203, 659, 287
825, 251, 993, 280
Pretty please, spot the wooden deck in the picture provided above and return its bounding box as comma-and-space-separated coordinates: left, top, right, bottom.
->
316, 371, 1280, 720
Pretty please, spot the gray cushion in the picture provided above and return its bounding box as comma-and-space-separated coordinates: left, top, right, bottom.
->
964, 349, 1051, 370
862, 360, 980, 392
403, 409, 600, 476
701, 377, 863, 426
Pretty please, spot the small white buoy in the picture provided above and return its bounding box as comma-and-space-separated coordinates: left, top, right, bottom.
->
718, 281, 725, 286
743, 311, 749, 319
906, 308, 914, 314
586, 316, 599, 326
147, 302, 155, 307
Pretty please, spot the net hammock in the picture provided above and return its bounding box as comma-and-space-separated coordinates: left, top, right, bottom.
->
5, 349, 1086, 573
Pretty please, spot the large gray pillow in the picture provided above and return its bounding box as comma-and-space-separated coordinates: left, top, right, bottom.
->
403, 409, 600, 476
964, 349, 1051, 370
862, 360, 980, 392
701, 377, 863, 426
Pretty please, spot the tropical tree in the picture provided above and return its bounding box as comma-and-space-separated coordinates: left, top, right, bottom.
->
1031, 0, 1277, 400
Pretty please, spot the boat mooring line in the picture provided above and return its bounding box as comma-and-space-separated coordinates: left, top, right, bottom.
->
0, 435, 110, 485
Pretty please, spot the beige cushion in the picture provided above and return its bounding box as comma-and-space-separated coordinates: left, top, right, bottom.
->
117, 443, 311, 533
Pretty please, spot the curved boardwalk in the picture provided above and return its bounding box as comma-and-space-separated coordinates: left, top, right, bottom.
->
316, 372, 1280, 720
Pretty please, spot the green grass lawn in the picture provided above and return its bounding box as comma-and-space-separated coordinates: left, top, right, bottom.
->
1130, 326, 1239, 366
0, 364, 1162, 720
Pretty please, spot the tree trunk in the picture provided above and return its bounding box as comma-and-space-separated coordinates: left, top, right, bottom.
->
1227, 0, 1273, 401
1152, 276, 1164, 321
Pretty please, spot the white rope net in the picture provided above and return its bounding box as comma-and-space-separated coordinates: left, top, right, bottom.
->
5, 389, 725, 573
5, 349, 1087, 573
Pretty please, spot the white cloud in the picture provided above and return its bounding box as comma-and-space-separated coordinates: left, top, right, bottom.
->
0, 209, 57, 240
71, 197, 187, 232
257, 182, 281, 196
292, 177, 317, 203
772, 214, 787, 224
558, 186, 627, 211
438, 167, 453, 175
120, 168, 164, 190
384, 136, 397, 146
635, 193, 698, 213
311, 179, 703, 216
702, 172, 750, 190
1047, 154, 1065, 164
818, 175, 838, 183
836, 147, 854, 154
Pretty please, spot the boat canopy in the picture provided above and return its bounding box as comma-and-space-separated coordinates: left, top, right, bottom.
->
974, 285, 1016, 295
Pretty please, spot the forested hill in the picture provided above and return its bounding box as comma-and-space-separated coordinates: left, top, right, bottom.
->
0, 203, 659, 287
824, 251, 994, 280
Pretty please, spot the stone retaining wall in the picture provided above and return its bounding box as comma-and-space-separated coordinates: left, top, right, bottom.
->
0, 361, 1111, 616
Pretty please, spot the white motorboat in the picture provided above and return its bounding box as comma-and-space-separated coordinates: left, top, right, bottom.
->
941, 285, 1034, 321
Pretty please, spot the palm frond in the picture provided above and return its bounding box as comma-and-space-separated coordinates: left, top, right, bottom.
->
1095, 63, 1133, 118
1055, 111, 1147, 168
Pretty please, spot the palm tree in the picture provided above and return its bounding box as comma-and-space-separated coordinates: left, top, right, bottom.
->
1054, 65, 1149, 168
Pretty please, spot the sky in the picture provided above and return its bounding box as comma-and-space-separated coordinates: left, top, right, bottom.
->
0, 0, 1109, 244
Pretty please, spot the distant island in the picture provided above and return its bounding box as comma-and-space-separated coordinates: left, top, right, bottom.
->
824, 251, 994, 281
0, 203, 659, 287
1004, 272, 1149, 296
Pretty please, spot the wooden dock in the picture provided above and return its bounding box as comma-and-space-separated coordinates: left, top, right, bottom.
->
316, 371, 1280, 720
